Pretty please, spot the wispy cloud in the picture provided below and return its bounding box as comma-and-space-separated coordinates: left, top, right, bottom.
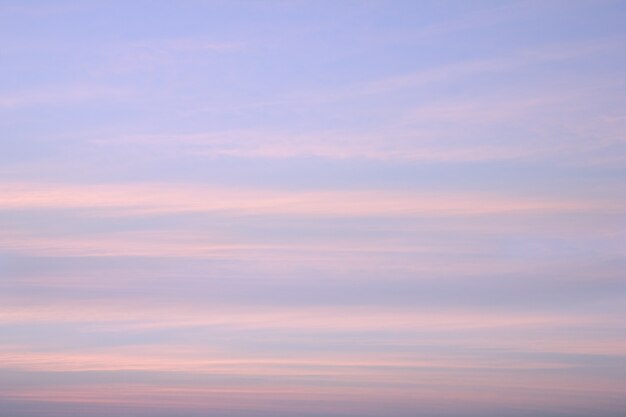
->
93, 129, 542, 161
1, 381, 618, 417
0, 182, 616, 218
129, 38, 243, 53
0, 84, 127, 109
108, 78, 624, 163
94, 37, 245, 76
0, 345, 574, 374
0, 300, 611, 334
358, 36, 624, 96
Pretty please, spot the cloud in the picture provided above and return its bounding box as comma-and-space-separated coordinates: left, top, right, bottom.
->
0, 181, 616, 219
357, 36, 624, 96
130, 38, 243, 53
93, 78, 624, 163
93, 129, 542, 162
0, 300, 614, 334
0, 85, 127, 109
94, 37, 244, 76
1, 381, 618, 417
0, 344, 573, 374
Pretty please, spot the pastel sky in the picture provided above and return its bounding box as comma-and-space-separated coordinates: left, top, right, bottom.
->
1, 1, 626, 416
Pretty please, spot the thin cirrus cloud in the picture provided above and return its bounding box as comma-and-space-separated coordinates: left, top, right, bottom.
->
0, 342, 582, 374
127, 38, 244, 54
0, 84, 128, 109
92, 130, 543, 162
266, 35, 625, 108
0, 229, 489, 259
0, 181, 617, 217
98, 38, 245, 76
93, 79, 623, 164
2, 301, 602, 332
0, 385, 617, 417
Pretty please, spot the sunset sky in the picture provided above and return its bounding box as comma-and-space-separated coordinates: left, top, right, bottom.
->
1, 1, 625, 416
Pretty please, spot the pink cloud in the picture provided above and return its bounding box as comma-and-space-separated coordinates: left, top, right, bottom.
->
0, 182, 616, 218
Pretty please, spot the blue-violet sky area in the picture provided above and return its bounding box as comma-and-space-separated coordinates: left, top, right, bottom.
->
1, 1, 625, 417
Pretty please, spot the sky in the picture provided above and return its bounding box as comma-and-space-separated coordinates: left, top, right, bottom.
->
1, 1, 625, 416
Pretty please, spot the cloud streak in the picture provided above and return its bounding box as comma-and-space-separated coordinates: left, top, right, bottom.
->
0, 182, 617, 218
